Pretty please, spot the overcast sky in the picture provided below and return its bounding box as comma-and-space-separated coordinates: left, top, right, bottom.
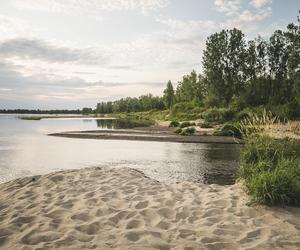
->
0, 0, 298, 109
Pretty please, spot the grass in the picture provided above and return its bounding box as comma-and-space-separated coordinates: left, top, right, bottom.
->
213, 122, 242, 138
175, 127, 196, 136
169, 120, 180, 127
239, 135, 300, 206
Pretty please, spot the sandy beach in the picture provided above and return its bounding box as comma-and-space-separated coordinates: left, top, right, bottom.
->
0, 167, 299, 250
49, 129, 243, 144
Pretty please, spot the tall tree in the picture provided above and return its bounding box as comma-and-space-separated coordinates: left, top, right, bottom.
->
163, 81, 175, 109
203, 28, 247, 105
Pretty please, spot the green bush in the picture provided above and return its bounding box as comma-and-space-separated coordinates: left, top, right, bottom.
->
175, 128, 183, 134
180, 127, 196, 136
236, 108, 252, 121
203, 93, 219, 108
169, 120, 179, 127
179, 121, 196, 128
230, 95, 247, 112
213, 122, 242, 138
239, 135, 300, 206
199, 121, 213, 128
202, 108, 235, 123
170, 102, 204, 120
174, 127, 196, 136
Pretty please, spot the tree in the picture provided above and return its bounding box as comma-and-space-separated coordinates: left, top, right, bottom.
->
203, 28, 247, 105
163, 80, 175, 108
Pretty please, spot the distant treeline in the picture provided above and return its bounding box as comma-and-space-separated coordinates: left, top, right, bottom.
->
96, 94, 165, 114
0, 109, 81, 114
96, 15, 300, 119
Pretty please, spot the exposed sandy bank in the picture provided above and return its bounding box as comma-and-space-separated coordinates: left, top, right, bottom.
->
0, 168, 299, 250
49, 129, 243, 144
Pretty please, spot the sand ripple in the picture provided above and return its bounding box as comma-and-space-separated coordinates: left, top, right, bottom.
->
0, 167, 299, 250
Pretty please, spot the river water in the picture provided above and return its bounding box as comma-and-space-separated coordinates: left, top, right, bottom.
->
0, 114, 241, 185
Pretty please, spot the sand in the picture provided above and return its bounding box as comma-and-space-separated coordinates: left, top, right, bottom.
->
49, 130, 243, 144
0, 168, 299, 250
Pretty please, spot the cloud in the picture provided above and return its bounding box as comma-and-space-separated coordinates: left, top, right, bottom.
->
0, 15, 33, 39
156, 17, 217, 31
250, 0, 272, 9
214, 0, 241, 16
223, 7, 272, 31
0, 38, 109, 65
12, 0, 170, 16
0, 61, 165, 109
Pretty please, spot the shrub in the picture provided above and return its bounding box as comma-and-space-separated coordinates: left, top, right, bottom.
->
180, 127, 196, 136
179, 121, 196, 128
239, 135, 300, 206
236, 108, 252, 121
202, 108, 235, 123
169, 120, 179, 127
199, 121, 213, 128
170, 102, 204, 120
175, 127, 196, 136
213, 123, 242, 138
175, 128, 182, 134
203, 93, 219, 108
230, 95, 247, 112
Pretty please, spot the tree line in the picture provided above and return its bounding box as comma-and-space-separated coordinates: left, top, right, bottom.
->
0, 109, 82, 114
95, 14, 300, 118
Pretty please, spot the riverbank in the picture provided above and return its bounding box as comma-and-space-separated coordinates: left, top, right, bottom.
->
0, 167, 299, 250
49, 128, 243, 144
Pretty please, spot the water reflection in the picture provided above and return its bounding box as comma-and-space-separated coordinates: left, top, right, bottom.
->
0, 115, 241, 185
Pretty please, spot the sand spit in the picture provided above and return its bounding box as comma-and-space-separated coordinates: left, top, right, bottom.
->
0, 168, 299, 250
49, 130, 243, 144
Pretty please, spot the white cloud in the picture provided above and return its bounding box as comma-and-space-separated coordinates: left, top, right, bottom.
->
250, 0, 272, 9
0, 15, 34, 39
156, 17, 217, 31
223, 7, 272, 31
214, 0, 241, 16
12, 0, 170, 15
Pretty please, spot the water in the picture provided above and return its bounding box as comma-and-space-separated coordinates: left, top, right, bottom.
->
0, 114, 241, 185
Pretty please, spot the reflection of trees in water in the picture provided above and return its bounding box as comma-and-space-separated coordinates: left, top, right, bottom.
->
96, 119, 114, 129
96, 119, 152, 129
201, 144, 242, 184
176, 143, 242, 185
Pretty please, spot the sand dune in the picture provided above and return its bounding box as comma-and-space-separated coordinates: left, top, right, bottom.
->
0, 168, 299, 250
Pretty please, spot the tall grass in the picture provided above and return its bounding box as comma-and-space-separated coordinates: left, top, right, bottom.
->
239, 109, 279, 137
239, 135, 300, 206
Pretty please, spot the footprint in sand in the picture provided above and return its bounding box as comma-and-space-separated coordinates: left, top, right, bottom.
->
135, 201, 149, 209
126, 219, 144, 229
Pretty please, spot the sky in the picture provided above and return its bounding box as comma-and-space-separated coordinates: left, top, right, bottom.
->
0, 0, 298, 109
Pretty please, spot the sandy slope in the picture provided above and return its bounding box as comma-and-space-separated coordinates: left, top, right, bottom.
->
0, 168, 299, 250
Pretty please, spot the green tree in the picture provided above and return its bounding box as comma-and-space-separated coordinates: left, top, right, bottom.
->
163, 80, 175, 108
203, 28, 247, 105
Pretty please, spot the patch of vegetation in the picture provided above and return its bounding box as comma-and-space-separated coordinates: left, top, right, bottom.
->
179, 121, 196, 128
169, 102, 204, 120
115, 110, 169, 121
202, 108, 235, 123
199, 121, 214, 128
239, 135, 300, 206
175, 128, 183, 134
175, 127, 196, 136
169, 120, 180, 127
180, 127, 196, 136
213, 122, 242, 138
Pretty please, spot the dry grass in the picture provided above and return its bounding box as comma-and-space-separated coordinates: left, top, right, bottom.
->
239, 109, 300, 139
